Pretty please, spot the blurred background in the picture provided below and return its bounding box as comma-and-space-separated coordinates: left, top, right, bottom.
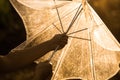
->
0, 0, 26, 55
0, 0, 120, 79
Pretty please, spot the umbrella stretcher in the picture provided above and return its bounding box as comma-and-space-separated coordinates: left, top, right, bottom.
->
10, 0, 120, 80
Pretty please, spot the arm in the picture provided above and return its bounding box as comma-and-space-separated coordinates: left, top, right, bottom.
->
0, 34, 68, 72
0, 40, 53, 72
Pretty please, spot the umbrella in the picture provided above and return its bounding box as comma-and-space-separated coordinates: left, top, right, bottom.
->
10, 0, 120, 80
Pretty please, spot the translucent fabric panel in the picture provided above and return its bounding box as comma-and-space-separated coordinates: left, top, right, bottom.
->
10, 0, 120, 80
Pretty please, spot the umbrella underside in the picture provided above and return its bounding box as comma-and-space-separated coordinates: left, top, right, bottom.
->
10, 0, 120, 80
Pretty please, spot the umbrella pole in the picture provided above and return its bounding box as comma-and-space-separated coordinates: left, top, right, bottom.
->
48, 45, 60, 62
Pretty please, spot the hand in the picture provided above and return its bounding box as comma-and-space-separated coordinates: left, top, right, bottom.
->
50, 34, 68, 50
33, 61, 53, 80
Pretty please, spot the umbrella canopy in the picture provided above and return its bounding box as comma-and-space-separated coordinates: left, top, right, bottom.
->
10, 0, 120, 80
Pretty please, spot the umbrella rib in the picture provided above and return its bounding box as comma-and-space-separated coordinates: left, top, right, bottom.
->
68, 36, 91, 41
36, 4, 80, 36
65, 4, 82, 34
68, 28, 88, 35
41, 4, 85, 62
52, 23, 62, 33
88, 31, 96, 80
53, 0, 64, 33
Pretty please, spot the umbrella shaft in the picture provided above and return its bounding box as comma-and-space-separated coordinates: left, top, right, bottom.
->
48, 45, 60, 62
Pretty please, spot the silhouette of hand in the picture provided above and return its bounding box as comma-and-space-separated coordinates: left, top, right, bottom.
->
50, 34, 68, 50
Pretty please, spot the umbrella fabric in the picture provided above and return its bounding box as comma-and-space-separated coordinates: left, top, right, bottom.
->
10, 0, 120, 80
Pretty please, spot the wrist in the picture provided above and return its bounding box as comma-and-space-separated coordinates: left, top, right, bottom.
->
43, 40, 55, 51
47, 40, 57, 51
